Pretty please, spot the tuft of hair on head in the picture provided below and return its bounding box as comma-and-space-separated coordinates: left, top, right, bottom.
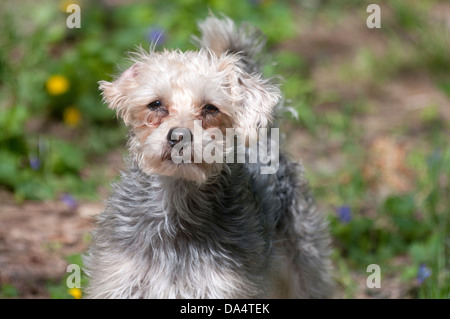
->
194, 15, 295, 130
193, 15, 281, 138
192, 15, 267, 75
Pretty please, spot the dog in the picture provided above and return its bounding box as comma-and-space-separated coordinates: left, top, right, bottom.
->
83, 15, 333, 298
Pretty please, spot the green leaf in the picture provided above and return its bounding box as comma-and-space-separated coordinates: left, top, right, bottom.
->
0, 105, 28, 141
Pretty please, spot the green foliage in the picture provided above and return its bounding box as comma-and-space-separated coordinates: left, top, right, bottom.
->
327, 146, 450, 297
0, 0, 448, 299
47, 254, 88, 299
0, 284, 19, 298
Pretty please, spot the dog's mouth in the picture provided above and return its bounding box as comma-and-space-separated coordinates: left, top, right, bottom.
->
161, 146, 172, 162
158, 130, 229, 168
161, 144, 194, 164
146, 141, 225, 184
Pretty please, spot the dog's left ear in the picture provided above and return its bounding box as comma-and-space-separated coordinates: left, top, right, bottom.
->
235, 71, 280, 131
217, 55, 280, 134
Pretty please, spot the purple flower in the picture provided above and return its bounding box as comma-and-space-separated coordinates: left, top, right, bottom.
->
146, 26, 165, 46
247, 0, 263, 5
61, 193, 77, 210
336, 205, 352, 223
417, 264, 431, 285
29, 156, 41, 170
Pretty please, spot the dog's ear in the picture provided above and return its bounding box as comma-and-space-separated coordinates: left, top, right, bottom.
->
222, 58, 280, 139
99, 62, 142, 125
235, 71, 280, 133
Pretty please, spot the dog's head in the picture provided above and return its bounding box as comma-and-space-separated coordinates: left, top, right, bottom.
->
100, 48, 280, 183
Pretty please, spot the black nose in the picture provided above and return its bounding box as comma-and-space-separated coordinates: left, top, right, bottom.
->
167, 128, 192, 147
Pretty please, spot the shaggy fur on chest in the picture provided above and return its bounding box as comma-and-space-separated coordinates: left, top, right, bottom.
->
84, 154, 330, 298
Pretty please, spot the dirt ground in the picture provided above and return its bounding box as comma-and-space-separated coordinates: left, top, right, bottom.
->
1, 5, 449, 299
0, 190, 101, 298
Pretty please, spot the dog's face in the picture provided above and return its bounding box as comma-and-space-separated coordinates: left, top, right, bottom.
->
100, 49, 280, 183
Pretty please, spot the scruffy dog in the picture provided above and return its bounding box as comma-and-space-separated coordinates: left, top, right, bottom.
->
84, 16, 332, 298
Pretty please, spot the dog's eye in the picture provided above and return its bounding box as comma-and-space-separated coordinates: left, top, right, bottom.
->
203, 104, 219, 115
147, 100, 163, 110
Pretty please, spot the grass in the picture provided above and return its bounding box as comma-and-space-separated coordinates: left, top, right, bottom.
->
0, 0, 449, 298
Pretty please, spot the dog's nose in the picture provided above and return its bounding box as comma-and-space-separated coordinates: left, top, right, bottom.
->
167, 128, 192, 147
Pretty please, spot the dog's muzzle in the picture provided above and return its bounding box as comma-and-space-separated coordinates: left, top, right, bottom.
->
167, 127, 192, 148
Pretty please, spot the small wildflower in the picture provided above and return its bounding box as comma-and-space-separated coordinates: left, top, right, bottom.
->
146, 26, 165, 46
59, 0, 79, 12
427, 148, 442, 167
68, 287, 82, 299
61, 193, 77, 210
416, 263, 431, 285
63, 107, 82, 127
336, 205, 352, 223
46, 75, 70, 96
29, 156, 41, 170
248, 0, 273, 6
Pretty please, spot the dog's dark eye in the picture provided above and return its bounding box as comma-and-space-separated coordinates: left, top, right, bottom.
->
147, 100, 163, 110
203, 104, 219, 115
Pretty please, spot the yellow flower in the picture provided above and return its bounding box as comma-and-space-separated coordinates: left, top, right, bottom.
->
63, 107, 82, 127
46, 75, 70, 96
60, 0, 79, 12
68, 288, 82, 299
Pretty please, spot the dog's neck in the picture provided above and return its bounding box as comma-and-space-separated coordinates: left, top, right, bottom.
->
147, 163, 256, 238
157, 164, 233, 220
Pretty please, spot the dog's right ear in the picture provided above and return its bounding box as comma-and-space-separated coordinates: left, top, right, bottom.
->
99, 62, 141, 125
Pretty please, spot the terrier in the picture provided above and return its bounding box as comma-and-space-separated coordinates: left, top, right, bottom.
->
84, 16, 333, 298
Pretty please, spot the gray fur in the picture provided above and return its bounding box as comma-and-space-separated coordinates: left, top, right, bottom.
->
84, 16, 333, 299
192, 15, 266, 74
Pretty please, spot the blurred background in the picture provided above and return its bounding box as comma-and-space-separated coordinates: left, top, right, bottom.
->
0, 0, 449, 298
